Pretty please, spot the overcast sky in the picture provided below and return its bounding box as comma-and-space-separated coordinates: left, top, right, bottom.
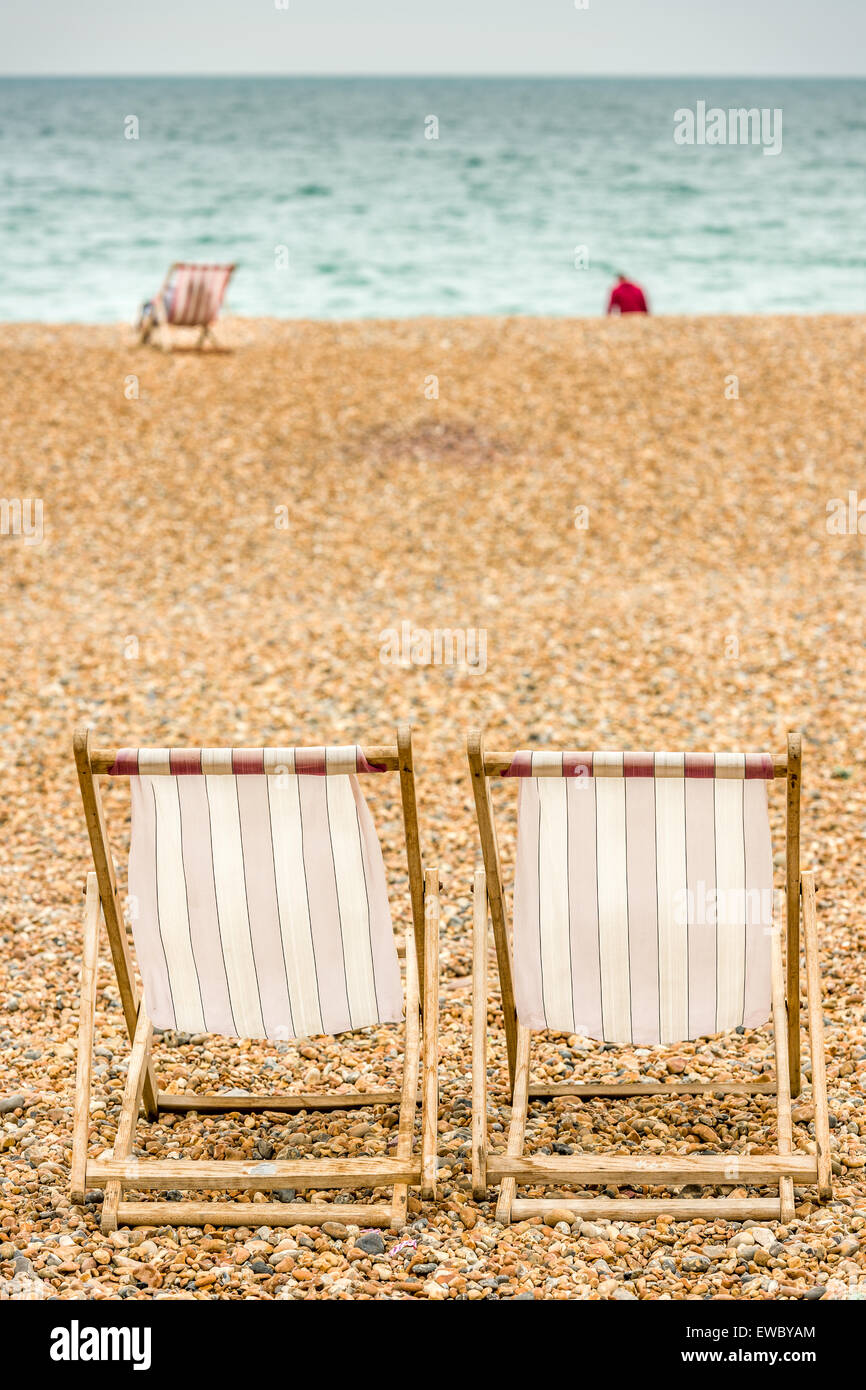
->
2, 0, 865, 76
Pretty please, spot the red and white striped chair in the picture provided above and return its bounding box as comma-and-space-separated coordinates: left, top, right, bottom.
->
468, 730, 831, 1225
72, 726, 438, 1234
138, 262, 235, 350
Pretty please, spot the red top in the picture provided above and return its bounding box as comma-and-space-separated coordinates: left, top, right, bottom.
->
607, 281, 649, 314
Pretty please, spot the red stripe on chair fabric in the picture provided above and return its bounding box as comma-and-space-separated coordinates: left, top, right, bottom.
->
501, 751, 533, 777
108, 749, 140, 776
623, 751, 655, 777
169, 749, 203, 775
294, 747, 328, 776
185, 272, 204, 326
502, 751, 774, 779
168, 266, 192, 325
684, 752, 715, 778
232, 748, 265, 774
563, 751, 593, 778
745, 753, 774, 779
356, 750, 388, 773
204, 267, 231, 323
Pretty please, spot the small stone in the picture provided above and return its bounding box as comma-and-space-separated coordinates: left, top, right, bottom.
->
750, 1228, 776, 1250
321, 1222, 349, 1239
0, 1095, 27, 1115
355, 1232, 386, 1257
544, 1209, 576, 1228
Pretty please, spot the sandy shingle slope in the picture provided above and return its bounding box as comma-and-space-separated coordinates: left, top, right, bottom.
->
0, 315, 864, 1299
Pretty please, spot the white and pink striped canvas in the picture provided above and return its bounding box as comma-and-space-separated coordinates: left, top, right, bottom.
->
168, 265, 233, 327
507, 751, 775, 1045
121, 746, 403, 1040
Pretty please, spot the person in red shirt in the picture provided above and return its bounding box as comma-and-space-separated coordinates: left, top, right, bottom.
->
607, 274, 649, 315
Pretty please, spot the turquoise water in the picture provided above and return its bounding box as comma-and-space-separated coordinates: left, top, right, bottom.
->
0, 77, 864, 321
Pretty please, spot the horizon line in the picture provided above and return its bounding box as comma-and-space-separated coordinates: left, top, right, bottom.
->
1, 70, 865, 80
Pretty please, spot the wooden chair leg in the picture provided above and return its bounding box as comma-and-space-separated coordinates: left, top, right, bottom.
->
472, 867, 488, 1199
73, 727, 159, 1120
771, 929, 796, 1222
153, 301, 170, 353
802, 871, 832, 1199
397, 724, 426, 991
495, 1024, 531, 1224
420, 869, 440, 1200
390, 922, 422, 1231
101, 1001, 153, 1233
467, 730, 519, 1095
786, 731, 802, 1097
71, 873, 100, 1204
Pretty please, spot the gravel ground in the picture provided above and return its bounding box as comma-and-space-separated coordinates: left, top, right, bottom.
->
0, 315, 864, 1300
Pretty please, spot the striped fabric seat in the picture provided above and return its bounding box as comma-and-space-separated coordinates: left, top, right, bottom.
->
120, 746, 402, 1041
507, 751, 775, 1045
167, 264, 233, 327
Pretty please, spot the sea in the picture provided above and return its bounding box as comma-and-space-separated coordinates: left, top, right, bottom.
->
0, 76, 864, 321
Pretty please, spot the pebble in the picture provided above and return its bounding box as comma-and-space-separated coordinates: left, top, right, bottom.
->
355, 1232, 386, 1257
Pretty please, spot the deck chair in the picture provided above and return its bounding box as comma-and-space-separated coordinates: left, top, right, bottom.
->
467, 730, 831, 1224
138, 262, 235, 351
71, 726, 438, 1234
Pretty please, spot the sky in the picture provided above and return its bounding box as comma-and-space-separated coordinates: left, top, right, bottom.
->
1, 0, 865, 76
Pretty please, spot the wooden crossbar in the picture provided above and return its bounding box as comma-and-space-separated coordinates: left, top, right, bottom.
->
488, 1153, 817, 1185
157, 1090, 406, 1113
89, 1157, 422, 1192
528, 1080, 776, 1098
116, 1201, 395, 1228
511, 1198, 783, 1222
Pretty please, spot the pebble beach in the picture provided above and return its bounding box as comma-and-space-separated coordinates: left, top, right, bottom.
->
1, 312, 864, 1300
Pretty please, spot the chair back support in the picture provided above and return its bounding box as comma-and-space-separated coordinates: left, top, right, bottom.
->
114, 745, 402, 1040
507, 751, 775, 1045
168, 264, 233, 326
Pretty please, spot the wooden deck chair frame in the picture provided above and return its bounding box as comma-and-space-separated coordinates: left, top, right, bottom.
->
138, 262, 236, 353
71, 724, 438, 1233
467, 730, 831, 1224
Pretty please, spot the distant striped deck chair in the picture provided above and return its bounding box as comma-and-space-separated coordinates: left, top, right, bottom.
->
72, 726, 438, 1234
467, 730, 830, 1224
138, 262, 235, 351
